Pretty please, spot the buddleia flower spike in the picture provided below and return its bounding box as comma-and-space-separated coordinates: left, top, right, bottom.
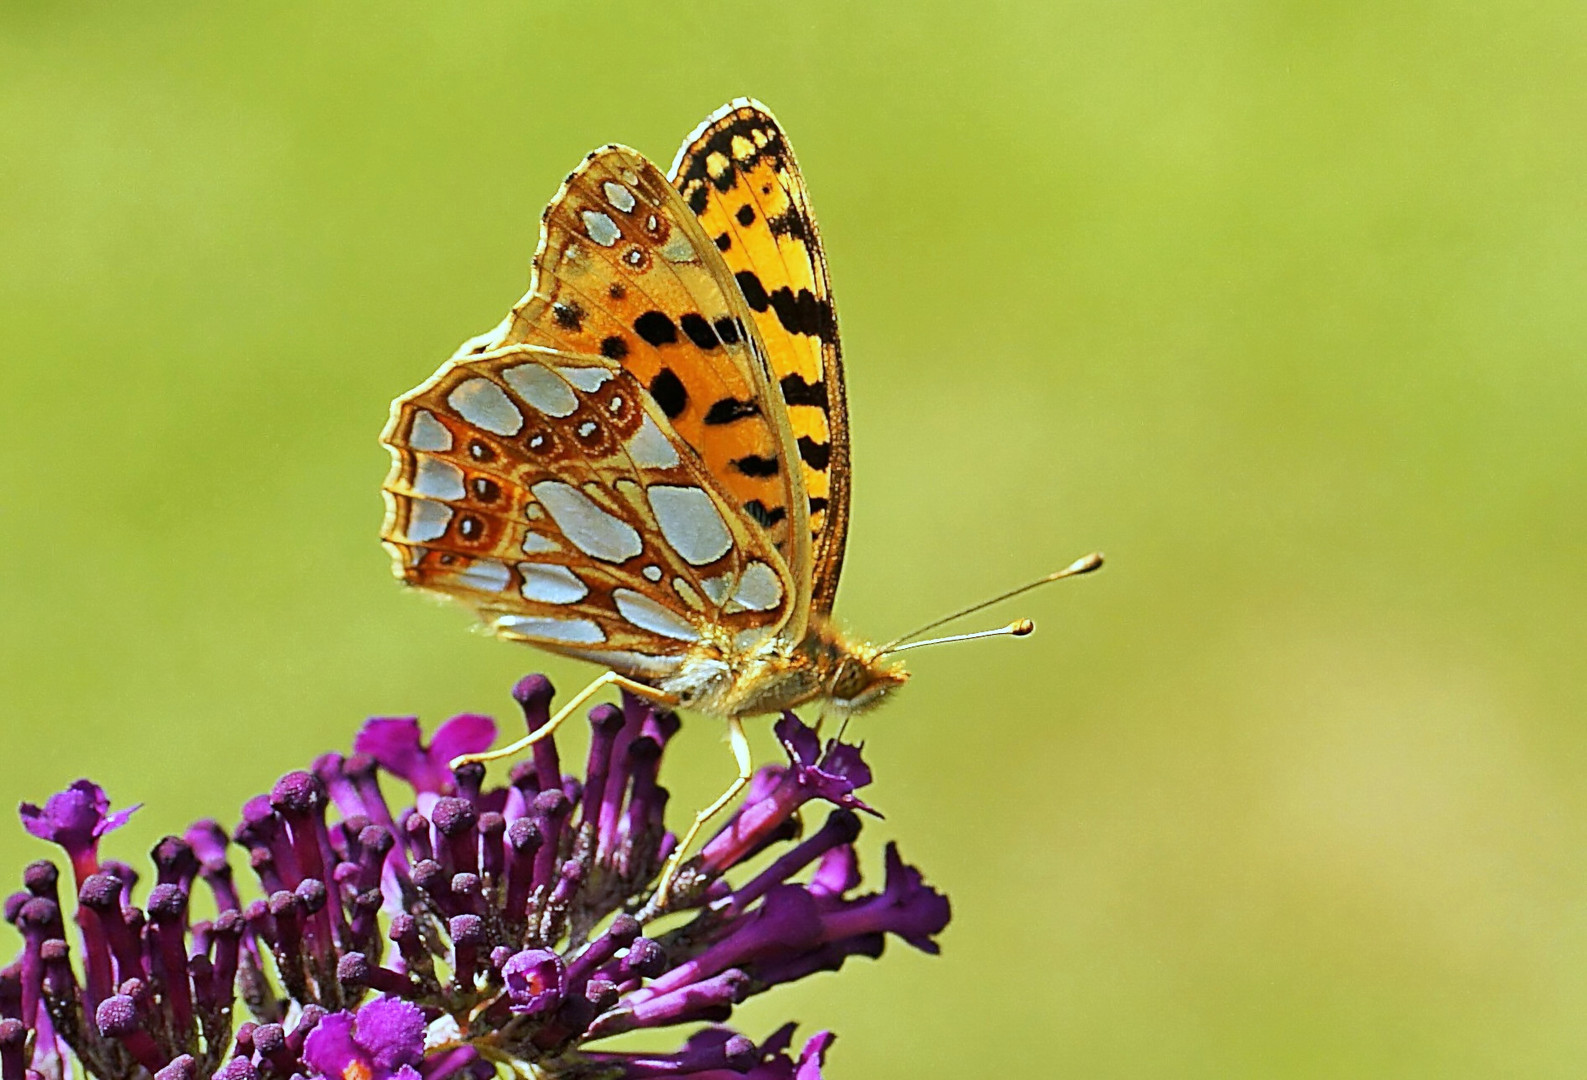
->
2, 675, 948, 1080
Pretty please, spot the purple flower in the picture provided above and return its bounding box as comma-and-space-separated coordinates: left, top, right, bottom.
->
18, 780, 138, 882
353, 714, 495, 798
693, 714, 877, 878
2, 675, 940, 1080
301, 998, 426, 1080
502, 948, 565, 1016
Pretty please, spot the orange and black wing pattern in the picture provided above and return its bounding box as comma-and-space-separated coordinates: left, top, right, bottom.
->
669, 99, 851, 617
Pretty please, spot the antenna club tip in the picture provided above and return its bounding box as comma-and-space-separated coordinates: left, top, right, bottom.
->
1066, 551, 1104, 576
1011, 619, 1036, 636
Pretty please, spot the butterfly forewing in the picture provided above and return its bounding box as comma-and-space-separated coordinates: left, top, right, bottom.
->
669, 99, 852, 616
381, 345, 795, 676
460, 146, 812, 606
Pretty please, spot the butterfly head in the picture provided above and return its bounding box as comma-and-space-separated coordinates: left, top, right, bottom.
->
824, 645, 910, 715
786, 622, 909, 716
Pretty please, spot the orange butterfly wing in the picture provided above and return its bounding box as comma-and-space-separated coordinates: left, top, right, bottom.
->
459, 146, 813, 621
669, 99, 851, 617
381, 145, 817, 667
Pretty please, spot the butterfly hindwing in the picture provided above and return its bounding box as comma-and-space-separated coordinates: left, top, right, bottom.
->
380, 345, 795, 675
669, 99, 851, 616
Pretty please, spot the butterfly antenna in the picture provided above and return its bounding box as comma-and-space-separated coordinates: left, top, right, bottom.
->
878, 551, 1104, 655
881, 619, 1036, 655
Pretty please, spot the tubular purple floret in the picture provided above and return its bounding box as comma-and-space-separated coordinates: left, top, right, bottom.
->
724, 809, 861, 916
95, 993, 162, 1070
452, 760, 487, 806
428, 798, 478, 878
512, 674, 563, 794
23, 861, 60, 904
530, 790, 571, 895
476, 812, 505, 883
0, 1020, 29, 1080
401, 812, 433, 864
335, 953, 411, 1000
565, 914, 640, 993
342, 754, 399, 835
448, 915, 485, 987
151, 838, 200, 890
580, 704, 628, 837
146, 884, 195, 1033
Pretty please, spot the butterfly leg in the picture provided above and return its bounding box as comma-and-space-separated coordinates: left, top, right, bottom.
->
656, 715, 752, 903
449, 670, 679, 770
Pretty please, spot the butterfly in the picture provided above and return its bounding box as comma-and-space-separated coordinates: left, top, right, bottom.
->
380, 99, 901, 719
379, 100, 1100, 890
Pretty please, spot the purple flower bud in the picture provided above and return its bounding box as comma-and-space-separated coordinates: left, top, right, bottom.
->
23, 860, 59, 901
150, 836, 199, 888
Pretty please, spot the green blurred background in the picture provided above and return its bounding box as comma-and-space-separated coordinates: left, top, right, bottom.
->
4, 2, 1586, 1075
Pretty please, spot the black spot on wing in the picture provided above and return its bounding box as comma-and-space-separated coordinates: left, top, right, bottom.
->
766, 208, 807, 241
779, 373, 828, 409
600, 335, 629, 360
608, 282, 627, 301
730, 454, 780, 478
704, 397, 760, 425
736, 204, 756, 226
769, 287, 836, 343
713, 317, 742, 345
734, 270, 770, 312
743, 500, 787, 529
687, 183, 710, 215
796, 437, 830, 471
714, 232, 732, 251
678, 313, 720, 350
807, 497, 829, 517
634, 311, 678, 346
552, 301, 585, 332
649, 368, 688, 419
